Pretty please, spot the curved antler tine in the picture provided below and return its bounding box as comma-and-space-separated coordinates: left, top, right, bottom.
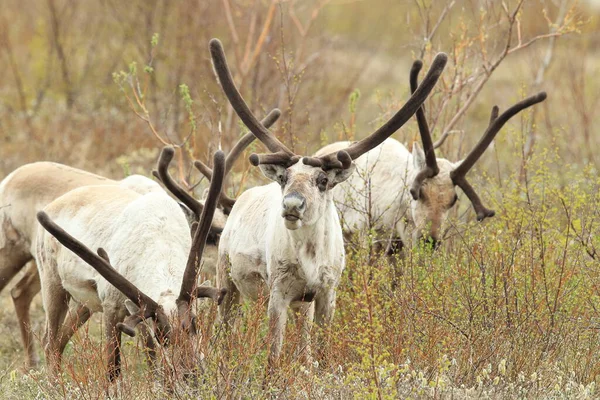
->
225, 108, 282, 174
311, 52, 448, 170
250, 153, 301, 167
117, 314, 145, 337
410, 59, 438, 175
194, 108, 282, 180
209, 39, 293, 157
37, 212, 160, 311
151, 170, 162, 182
194, 159, 213, 181
453, 176, 495, 221
451, 92, 547, 179
194, 286, 228, 305
178, 150, 225, 304
157, 146, 203, 218
409, 167, 438, 200
345, 53, 447, 161
489, 105, 499, 124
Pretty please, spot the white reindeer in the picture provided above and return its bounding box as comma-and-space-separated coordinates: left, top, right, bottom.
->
34, 147, 225, 380
0, 162, 169, 368
317, 60, 547, 251
208, 38, 448, 365
0, 110, 278, 369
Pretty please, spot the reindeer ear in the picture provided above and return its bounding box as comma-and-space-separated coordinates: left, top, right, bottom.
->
451, 159, 465, 179
124, 299, 140, 316
412, 143, 426, 170
327, 164, 356, 188
178, 202, 196, 226
259, 164, 288, 186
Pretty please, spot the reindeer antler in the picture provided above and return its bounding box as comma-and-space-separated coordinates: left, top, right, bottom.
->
157, 147, 204, 218
210, 39, 300, 169
176, 150, 227, 333
36, 211, 174, 342
408, 59, 440, 200
194, 108, 281, 212
450, 92, 547, 221
210, 38, 447, 172
302, 53, 448, 170
37, 151, 228, 340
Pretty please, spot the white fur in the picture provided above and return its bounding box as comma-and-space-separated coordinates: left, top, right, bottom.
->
34, 185, 195, 374
36, 186, 190, 315
316, 138, 461, 248
218, 161, 351, 361
0, 161, 222, 368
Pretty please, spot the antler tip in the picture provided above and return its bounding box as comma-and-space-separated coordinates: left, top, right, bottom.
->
536, 91, 547, 102
477, 209, 496, 222
209, 38, 223, 49
435, 52, 449, 63
336, 150, 352, 169
214, 150, 225, 165
249, 153, 260, 166
160, 146, 175, 162
411, 59, 423, 73
270, 108, 282, 119
116, 322, 136, 338
36, 211, 49, 224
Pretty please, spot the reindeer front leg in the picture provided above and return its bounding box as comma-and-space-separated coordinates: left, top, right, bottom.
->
314, 289, 336, 364
103, 307, 123, 382
267, 288, 290, 369
291, 301, 315, 364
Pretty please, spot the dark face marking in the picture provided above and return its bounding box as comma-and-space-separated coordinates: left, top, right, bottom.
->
316, 172, 328, 192
306, 241, 316, 258
449, 193, 459, 209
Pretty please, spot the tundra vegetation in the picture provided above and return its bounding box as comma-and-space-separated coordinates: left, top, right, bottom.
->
0, 0, 599, 398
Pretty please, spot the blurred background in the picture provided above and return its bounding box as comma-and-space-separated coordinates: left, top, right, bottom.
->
1, 2, 600, 395
0, 0, 597, 196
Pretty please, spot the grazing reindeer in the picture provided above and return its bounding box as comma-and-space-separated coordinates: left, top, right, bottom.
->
0, 110, 278, 369
209, 38, 448, 364
317, 60, 547, 251
34, 148, 225, 380
0, 163, 166, 368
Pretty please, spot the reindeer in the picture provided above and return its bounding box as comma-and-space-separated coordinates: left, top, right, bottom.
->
317, 60, 547, 251
208, 38, 448, 365
0, 110, 278, 369
34, 148, 226, 380
0, 163, 169, 368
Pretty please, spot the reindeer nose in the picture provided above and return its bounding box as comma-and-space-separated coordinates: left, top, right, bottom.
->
282, 193, 306, 217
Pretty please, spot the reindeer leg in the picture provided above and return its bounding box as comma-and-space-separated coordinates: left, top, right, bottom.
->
11, 262, 41, 369
137, 322, 156, 369
217, 256, 240, 328
40, 273, 70, 376
266, 290, 289, 370
314, 290, 336, 366
291, 301, 314, 365
103, 307, 123, 382
57, 302, 92, 354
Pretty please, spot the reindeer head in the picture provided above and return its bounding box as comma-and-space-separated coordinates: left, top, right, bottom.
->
36, 149, 228, 346
407, 60, 547, 247
209, 38, 448, 231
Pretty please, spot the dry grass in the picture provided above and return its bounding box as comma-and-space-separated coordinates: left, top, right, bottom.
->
1, 0, 600, 398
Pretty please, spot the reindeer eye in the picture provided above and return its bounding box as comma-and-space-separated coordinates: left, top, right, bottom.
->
449, 194, 459, 208
317, 174, 328, 192
278, 170, 289, 187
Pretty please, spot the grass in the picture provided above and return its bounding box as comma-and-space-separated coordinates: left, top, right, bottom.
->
0, 0, 599, 398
